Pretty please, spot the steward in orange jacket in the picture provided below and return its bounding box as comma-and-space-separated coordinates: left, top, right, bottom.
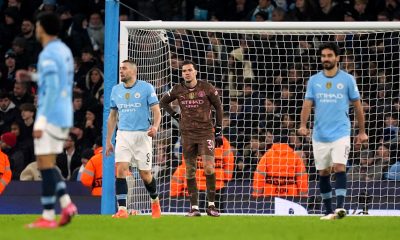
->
0, 149, 12, 194
170, 137, 235, 196
252, 143, 308, 197
81, 147, 103, 196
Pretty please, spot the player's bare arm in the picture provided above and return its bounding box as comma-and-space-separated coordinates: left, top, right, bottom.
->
298, 99, 313, 136
106, 108, 118, 156
148, 104, 161, 137
352, 99, 368, 146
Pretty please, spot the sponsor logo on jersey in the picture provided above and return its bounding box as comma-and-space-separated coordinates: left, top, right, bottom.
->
316, 93, 344, 103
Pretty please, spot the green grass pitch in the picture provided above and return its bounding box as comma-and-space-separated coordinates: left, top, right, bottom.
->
1, 215, 398, 240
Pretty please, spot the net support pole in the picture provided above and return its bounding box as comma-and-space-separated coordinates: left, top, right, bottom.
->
102, 0, 119, 214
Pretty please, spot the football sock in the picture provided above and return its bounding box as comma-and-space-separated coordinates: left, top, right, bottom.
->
40, 169, 57, 220
319, 175, 333, 214
53, 169, 71, 208
205, 173, 216, 203
116, 178, 128, 209
186, 177, 199, 207
335, 171, 347, 209
144, 176, 158, 200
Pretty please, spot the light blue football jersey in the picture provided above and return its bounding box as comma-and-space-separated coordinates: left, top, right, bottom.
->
36, 39, 74, 128
110, 80, 159, 131
305, 70, 360, 142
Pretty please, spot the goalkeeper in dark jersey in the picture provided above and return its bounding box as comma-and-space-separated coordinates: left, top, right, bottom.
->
160, 60, 223, 217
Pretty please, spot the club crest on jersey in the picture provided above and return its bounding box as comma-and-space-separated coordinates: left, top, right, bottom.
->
188, 92, 195, 99
326, 82, 332, 89
337, 83, 344, 89
198, 91, 205, 97
135, 92, 141, 98
125, 93, 130, 100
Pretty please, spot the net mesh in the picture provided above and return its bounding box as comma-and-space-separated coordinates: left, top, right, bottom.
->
124, 27, 400, 215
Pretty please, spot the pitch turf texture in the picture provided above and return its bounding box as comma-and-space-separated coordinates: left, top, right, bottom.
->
1, 215, 398, 240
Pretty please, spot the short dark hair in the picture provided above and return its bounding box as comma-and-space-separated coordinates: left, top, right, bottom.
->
19, 103, 36, 113
182, 60, 197, 70
0, 91, 10, 99
122, 59, 137, 68
319, 42, 341, 56
36, 12, 61, 36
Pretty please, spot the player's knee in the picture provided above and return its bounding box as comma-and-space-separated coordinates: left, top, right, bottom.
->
186, 167, 196, 179
319, 169, 331, 176
139, 170, 152, 183
204, 165, 215, 175
116, 163, 129, 177
333, 164, 346, 173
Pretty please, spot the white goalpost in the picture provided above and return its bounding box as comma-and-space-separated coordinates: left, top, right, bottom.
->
120, 21, 400, 216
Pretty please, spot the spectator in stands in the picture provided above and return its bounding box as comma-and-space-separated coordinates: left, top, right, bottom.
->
253, 142, 308, 197
350, 147, 390, 181
287, 0, 318, 21
0, 91, 20, 134
81, 137, 103, 196
18, 103, 35, 163
352, 0, 375, 21
10, 121, 34, 166
382, 114, 399, 143
56, 133, 81, 180
0, 49, 17, 92
63, 14, 92, 57
0, 131, 24, 180
0, 7, 21, 55
242, 135, 266, 179
71, 148, 94, 181
18, 18, 41, 61
271, 7, 287, 21
11, 36, 31, 69
84, 67, 104, 101
0, 148, 12, 194
87, 12, 104, 52
224, 0, 253, 21
377, 10, 391, 20
386, 160, 400, 180
248, 0, 274, 21
11, 81, 34, 107
72, 92, 85, 128
20, 161, 63, 181
80, 47, 97, 75
170, 136, 234, 212
254, 11, 269, 21
82, 105, 102, 149
313, 0, 344, 21
255, 98, 281, 135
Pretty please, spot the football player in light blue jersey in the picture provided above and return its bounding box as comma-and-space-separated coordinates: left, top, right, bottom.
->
105, 60, 162, 218
16, 12, 77, 229
298, 42, 368, 220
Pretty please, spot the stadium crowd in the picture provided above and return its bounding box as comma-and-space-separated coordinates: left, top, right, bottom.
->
1, 0, 400, 197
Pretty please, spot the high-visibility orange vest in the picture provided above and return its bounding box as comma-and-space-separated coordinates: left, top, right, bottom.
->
170, 137, 235, 196
252, 143, 308, 197
81, 147, 103, 196
0, 149, 12, 194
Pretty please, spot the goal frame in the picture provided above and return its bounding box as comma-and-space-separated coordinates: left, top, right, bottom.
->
118, 21, 400, 216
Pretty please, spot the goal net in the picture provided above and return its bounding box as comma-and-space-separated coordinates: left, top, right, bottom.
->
120, 21, 400, 216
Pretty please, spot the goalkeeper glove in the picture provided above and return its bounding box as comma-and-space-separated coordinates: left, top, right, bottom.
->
215, 125, 223, 148
171, 112, 180, 122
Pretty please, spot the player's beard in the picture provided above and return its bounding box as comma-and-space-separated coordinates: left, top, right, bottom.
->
121, 75, 130, 83
322, 61, 336, 70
